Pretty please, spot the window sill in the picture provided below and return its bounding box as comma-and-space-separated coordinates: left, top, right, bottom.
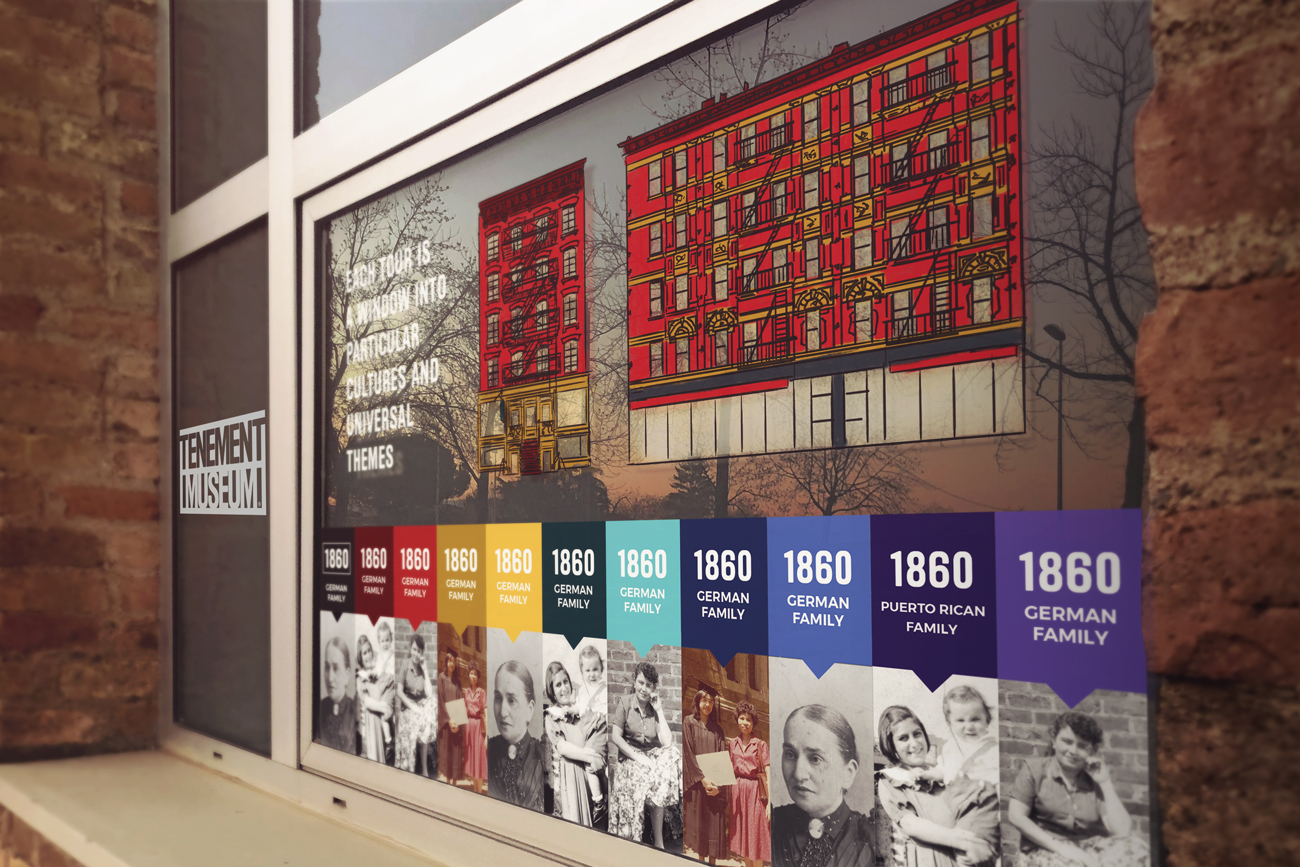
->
0, 751, 443, 867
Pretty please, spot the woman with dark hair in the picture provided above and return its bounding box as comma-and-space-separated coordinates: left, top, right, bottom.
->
683, 681, 727, 863
772, 704, 873, 867
875, 705, 995, 867
1008, 710, 1148, 867
610, 659, 682, 849
396, 632, 435, 776
355, 634, 395, 764
462, 663, 488, 794
542, 660, 606, 825
437, 648, 464, 785
488, 659, 544, 810
728, 699, 770, 867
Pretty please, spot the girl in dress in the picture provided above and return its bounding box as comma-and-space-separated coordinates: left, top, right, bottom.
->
543, 661, 607, 826
396, 632, 436, 776
683, 681, 727, 863
437, 649, 464, 786
355, 634, 395, 765
728, 700, 771, 867
462, 664, 488, 794
576, 645, 609, 826
875, 706, 996, 867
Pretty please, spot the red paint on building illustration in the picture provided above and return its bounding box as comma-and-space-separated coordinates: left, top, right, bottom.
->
477, 161, 590, 475
620, 0, 1024, 461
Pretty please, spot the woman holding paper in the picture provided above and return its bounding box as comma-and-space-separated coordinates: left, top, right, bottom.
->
610, 660, 682, 849
683, 681, 728, 863
728, 700, 771, 867
437, 648, 464, 786
461, 664, 488, 794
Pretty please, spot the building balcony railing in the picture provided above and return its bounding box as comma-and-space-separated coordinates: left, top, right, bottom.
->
738, 197, 790, 232
884, 309, 958, 344
733, 123, 795, 163
503, 271, 557, 302
739, 337, 792, 365
734, 263, 791, 296
888, 223, 952, 261
503, 363, 561, 385
884, 61, 957, 108
883, 141, 960, 186
505, 227, 556, 260
502, 314, 559, 345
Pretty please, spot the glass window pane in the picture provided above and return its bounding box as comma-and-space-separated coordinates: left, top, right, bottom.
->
300, 0, 526, 129
173, 223, 270, 755
172, 0, 268, 209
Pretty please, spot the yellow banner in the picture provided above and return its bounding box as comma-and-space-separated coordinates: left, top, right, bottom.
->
485, 523, 543, 641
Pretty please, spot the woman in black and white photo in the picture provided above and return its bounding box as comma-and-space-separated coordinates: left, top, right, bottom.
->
488, 659, 545, 810
1007, 710, 1149, 867
355, 631, 395, 764
771, 704, 874, 867
319, 631, 358, 755
396, 630, 436, 776
609, 659, 682, 849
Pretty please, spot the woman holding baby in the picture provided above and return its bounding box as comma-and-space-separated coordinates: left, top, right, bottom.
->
542, 655, 608, 827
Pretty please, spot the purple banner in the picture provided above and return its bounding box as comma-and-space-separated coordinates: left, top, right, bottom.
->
996, 509, 1146, 706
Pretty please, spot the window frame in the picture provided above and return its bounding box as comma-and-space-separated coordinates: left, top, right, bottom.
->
160, 1, 834, 865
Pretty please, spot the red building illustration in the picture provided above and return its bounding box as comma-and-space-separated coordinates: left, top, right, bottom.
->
477, 161, 590, 475
620, 0, 1024, 462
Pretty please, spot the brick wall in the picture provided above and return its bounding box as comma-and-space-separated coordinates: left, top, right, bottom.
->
997, 681, 1150, 864
0, 0, 159, 761
607, 641, 683, 740
1135, 0, 1300, 865
0, 807, 86, 867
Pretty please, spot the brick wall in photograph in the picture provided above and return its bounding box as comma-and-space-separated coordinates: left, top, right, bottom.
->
0, 0, 159, 761
997, 681, 1150, 864
1136, 0, 1300, 865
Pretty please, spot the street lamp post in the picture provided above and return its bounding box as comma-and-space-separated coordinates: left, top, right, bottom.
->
1044, 324, 1067, 510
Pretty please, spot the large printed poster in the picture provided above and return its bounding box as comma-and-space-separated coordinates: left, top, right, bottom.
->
312, 0, 1156, 864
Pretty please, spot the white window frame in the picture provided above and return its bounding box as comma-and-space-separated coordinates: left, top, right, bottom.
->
158, 1, 784, 864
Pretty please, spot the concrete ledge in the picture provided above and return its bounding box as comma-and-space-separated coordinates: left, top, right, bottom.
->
0, 751, 441, 867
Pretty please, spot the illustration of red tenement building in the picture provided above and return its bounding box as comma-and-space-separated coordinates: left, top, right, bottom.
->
477, 161, 590, 475
620, 0, 1023, 462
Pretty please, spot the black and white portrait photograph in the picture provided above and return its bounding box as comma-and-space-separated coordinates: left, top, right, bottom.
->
768, 658, 874, 867
486, 628, 545, 811
318, 612, 358, 756
999, 682, 1150, 867
354, 616, 396, 767
541, 634, 609, 829
606, 641, 683, 853
871, 668, 1000, 867
393, 620, 437, 778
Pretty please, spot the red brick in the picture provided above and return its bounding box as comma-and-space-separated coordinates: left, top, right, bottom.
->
104, 44, 155, 91
105, 351, 157, 399
59, 657, 157, 701
118, 179, 157, 219
0, 566, 108, 614
111, 698, 157, 744
3, 0, 102, 32
0, 384, 101, 435
103, 5, 154, 53
59, 485, 158, 521
0, 612, 99, 651
0, 476, 42, 517
107, 87, 155, 132
0, 295, 46, 331
0, 245, 106, 298
107, 396, 159, 439
1, 708, 98, 747
0, 56, 100, 118
15, 434, 108, 477
0, 104, 42, 151
55, 307, 158, 350
117, 570, 159, 614
0, 153, 103, 207
112, 442, 158, 481
113, 617, 158, 653
105, 526, 159, 571
0, 527, 103, 568
1137, 39, 1300, 234
0, 10, 102, 72
46, 114, 157, 181
0, 338, 102, 391
0, 197, 99, 245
